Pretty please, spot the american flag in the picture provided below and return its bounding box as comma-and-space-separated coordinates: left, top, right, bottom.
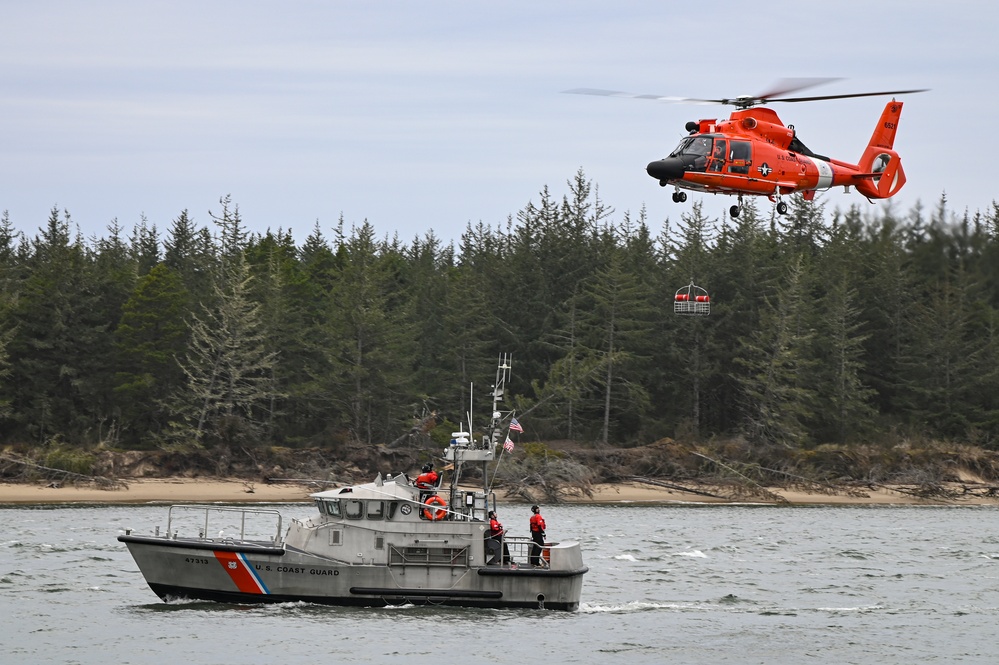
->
503, 436, 515, 452
509, 417, 523, 433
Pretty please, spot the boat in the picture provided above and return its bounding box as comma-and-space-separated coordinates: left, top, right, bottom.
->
117, 355, 588, 610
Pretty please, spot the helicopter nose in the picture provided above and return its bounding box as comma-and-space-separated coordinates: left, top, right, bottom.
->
646, 158, 684, 183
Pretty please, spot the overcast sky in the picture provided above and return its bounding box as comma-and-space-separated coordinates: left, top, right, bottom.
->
2, 1, 995, 245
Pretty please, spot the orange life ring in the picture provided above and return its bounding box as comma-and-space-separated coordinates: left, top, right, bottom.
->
422, 495, 447, 521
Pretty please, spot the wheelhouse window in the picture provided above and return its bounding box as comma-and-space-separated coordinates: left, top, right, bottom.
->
366, 501, 385, 520
344, 500, 364, 520
317, 499, 342, 517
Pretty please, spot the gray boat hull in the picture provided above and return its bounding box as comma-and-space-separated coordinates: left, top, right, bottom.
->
118, 534, 586, 610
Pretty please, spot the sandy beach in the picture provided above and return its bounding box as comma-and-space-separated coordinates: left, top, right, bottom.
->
1, 477, 997, 506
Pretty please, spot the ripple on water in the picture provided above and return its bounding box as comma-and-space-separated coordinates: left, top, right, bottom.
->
4, 502, 999, 663
580, 600, 691, 614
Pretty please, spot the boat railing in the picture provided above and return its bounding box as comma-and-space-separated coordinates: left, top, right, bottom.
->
503, 536, 554, 566
164, 504, 284, 545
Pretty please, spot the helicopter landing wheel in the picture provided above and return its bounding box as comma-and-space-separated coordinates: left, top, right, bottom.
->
776, 201, 788, 215
671, 191, 687, 203
729, 205, 741, 218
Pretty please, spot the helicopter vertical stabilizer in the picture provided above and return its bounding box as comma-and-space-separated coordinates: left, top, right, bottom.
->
866, 100, 904, 151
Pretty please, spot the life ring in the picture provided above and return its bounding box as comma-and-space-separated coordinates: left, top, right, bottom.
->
422, 495, 447, 521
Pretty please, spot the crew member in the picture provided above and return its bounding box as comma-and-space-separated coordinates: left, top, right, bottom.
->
487, 510, 512, 565
415, 463, 439, 490
529, 504, 547, 567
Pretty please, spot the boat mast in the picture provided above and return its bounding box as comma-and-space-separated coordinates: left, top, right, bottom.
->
443, 353, 509, 495
485, 353, 512, 492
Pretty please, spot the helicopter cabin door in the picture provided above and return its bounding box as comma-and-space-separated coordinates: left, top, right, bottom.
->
727, 140, 751, 174
708, 139, 726, 172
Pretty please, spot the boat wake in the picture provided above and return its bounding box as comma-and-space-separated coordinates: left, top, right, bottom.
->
580, 600, 688, 614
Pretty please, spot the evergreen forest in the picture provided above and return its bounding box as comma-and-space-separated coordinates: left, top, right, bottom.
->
3, 172, 999, 472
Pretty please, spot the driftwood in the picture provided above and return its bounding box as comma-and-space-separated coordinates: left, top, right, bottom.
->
690, 452, 789, 503
862, 481, 964, 501
629, 476, 727, 499
0, 453, 128, 491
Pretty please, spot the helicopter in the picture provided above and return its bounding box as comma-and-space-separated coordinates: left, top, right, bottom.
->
567, 79, 927, 218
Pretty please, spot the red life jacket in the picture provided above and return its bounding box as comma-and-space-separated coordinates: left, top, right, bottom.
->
415, 471, 438, 488
489, 518, 503, 537
530, 513, 546, 533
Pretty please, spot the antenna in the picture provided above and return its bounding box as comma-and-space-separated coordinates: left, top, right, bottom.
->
444, 354, 508, 492
489, 353, 512, 449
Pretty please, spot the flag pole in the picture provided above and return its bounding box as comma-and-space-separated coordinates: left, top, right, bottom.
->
487, 417, 519, 493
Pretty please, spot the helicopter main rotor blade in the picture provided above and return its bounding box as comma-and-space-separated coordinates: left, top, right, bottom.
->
769, 89, 929, 103
755, 77, 844, 101
565, 83, 929, 109
563, 88, 686, 102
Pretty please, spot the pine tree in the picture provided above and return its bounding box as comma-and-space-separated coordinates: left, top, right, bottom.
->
113, 263, 190, 447
660, 201, 721, 437
164, 202, 281, 453
534, 284, 600, 439
246, 229, 310, 444
0, 213, 13, 419
129, 214, 161, 276
902, 268, 979, 437
852, 205, 919, 417
736, 256, 817, 447
813, 277, 877, 442
8, 208, 106, 443
0, 211, 19, 421
164, 209, 214, 299
576, 245, 657, 444
321, 221, 416, 444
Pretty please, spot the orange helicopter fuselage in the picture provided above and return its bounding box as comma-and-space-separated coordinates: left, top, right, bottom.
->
647, 101, 907, 203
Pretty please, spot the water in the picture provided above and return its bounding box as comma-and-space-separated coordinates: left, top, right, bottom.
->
3, 502, 999, 664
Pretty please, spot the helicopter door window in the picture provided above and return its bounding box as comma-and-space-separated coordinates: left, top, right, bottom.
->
709, 139, 726, 172
728, 141, 751, 174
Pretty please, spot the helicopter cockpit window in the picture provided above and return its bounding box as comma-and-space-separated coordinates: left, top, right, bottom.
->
671, 136, 713, 158
670, 136, 714, 172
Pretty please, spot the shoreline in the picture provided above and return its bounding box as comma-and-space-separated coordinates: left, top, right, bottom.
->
1, 478, 997, 506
